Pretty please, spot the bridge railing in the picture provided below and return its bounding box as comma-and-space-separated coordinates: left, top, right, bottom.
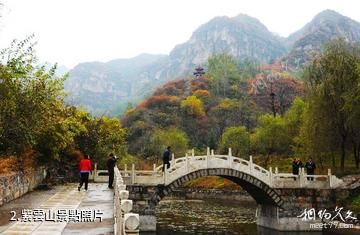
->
114, 166, 140, 235
119, 148, 344, 189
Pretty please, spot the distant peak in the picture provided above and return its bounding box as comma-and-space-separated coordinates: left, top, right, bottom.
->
232, 13, 260, 21
312, 9, 347, 22
316, 9, 342, 17
231, 13, 269, 31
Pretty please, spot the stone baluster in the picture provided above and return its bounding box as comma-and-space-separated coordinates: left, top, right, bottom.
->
124, 164, 127, 177
119, 190, 129, 200
228, 148, 232, 168
206, 147, 210, 168
249, 155, 253, 174
299, 167, 305, 187
192, 149, 195, 157
153, 164, 156, 176
124, 213, 140, 234
119, 184, 126, 191
211, 149, 214, 156
164, 164, 168, 185
121, 199, 133, 214
94, 163, 97, 179
131, 164, 135, 184
185, 153, 189, 173
269, 167, 273, 186
171, 153, 175, 166
328, 169, 332, 188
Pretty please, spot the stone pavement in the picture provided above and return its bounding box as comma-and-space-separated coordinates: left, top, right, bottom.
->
0, 183, 114, 235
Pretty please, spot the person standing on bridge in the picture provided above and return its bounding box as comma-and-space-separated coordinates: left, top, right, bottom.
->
107, 153, 117, 189
78, 154, 92, 191
162, 146, 171, 172
292, 158, 303, 181
305, 158, 316, 181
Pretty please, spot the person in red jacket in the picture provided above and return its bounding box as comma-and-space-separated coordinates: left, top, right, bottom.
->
78, 154, 92, 191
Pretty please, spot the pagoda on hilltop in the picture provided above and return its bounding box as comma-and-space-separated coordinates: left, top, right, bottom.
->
193, 65, 205, 78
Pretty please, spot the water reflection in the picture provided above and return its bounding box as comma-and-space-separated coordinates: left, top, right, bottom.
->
141, 199, 324, 235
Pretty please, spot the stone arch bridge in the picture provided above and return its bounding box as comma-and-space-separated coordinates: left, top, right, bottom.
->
114, 148, 345, 232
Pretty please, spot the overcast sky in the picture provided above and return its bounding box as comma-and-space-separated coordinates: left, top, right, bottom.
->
0, 0, 359, 68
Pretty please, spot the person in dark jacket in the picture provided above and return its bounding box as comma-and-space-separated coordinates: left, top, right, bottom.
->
162, 146, 171, 172
78, 154, 92, 191
305, 158, 316, 181
107, 153, 117, 188
292, 158, 303, 181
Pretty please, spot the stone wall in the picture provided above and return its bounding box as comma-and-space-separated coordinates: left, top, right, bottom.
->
257, 188, 351, 231
0, 167, 46, 206
168, 188, 253, 201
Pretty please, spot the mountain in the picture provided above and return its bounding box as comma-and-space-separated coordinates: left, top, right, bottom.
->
64, 10, 360, 115
65, 14, 286, 115
167, 14, 286, 75
284, 10, 360, 68
64, 54, 168, 115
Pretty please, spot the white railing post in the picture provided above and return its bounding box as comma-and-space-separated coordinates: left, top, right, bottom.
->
299, 167, 305, 187
275, 167, 278, 174
228, 148, 232, 168
269, 167, 273, 186
164, 164, 168, 185
328, 169, 332, 188
94, 163, 97, 181
206, 147, 210, 168
249, 155, 253, 173
131, 164, 135, 184
153, 163, 156, 175
171, 153, 175, 167
185, 153, 189, 173
211, 149, 214, 156
192, 149, 195, 157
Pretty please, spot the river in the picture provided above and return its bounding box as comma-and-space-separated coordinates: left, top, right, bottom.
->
141, 198, 340, 235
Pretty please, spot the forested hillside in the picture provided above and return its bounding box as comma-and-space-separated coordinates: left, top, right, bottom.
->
122, 54, 303, 161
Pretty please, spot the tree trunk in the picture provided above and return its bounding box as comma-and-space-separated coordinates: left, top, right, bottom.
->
264, 151, 271, 168
354, 143, 360, 169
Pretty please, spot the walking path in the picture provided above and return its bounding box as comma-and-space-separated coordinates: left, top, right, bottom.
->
0, 183, 113, 235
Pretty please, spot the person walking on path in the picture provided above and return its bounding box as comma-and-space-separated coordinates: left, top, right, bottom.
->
107, 153, 117, 189
305, 158, 316, 181
78, 154, 92, 191
162, 146, 171, 172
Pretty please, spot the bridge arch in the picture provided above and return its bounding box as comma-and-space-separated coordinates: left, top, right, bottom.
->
148, 168, 284, 209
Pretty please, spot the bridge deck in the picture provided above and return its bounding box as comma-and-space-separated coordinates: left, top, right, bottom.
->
0, 183, 113, 235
